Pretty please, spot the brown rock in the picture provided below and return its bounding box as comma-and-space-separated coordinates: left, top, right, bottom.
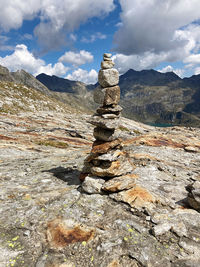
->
102, 174, 138, 192
93, 85, 120, 105
98, 69, 119, 88
116, 186, 155, 208
91, 139, 122, 156
90, 157, 133, 177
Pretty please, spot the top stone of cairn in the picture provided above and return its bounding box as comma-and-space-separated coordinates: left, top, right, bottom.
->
104, 53, 112, 58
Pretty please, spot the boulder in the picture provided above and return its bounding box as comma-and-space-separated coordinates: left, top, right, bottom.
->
93, 85, 120, 105
98, 69, 119, 88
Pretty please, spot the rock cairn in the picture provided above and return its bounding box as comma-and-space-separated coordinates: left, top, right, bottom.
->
80, 53, 135, 194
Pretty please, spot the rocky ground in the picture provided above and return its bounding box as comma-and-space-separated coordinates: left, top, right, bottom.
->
0, 111, 200, 267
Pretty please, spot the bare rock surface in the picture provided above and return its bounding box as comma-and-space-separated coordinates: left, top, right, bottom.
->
0, 111, 200, 266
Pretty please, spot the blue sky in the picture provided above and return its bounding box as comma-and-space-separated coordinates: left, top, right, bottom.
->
0, 0, 200, 84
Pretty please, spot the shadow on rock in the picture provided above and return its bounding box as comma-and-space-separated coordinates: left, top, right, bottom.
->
44, 166, 81, 186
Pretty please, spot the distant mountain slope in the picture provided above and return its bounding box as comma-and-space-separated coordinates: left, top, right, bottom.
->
36, 73, 96, 112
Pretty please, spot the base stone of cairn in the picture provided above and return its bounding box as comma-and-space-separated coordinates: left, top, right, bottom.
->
80, 53, 135, 194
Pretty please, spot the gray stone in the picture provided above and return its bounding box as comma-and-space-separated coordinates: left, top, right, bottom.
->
93, 127, 120, 141
152, 222, 172, 236
187, 181, 200, 211
101, 60, 114, 69
93, 85, 120, 105
82, 175, 105, 194
89, 115, 120, 130
95, 149, 123, 161
98, 69, 119, 88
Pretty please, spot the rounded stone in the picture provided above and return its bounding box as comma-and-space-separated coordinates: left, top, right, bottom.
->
98, 69, 119, 88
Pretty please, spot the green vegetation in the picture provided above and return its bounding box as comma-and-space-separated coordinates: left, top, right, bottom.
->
35, 139, 69, 148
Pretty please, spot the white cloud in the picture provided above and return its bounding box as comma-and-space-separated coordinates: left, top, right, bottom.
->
158, 65, 185, 78
59, 50, 93, 66
66, 68, 98, 84
0, 0, 115, 51
0, 0, 41, 31
194, 67, 200, 75
35, 0, 115, 50
81, 32, 106, 43
115, 0, 200, 55
112, 0, 200, 75
0, 44, 69, 76
112, 52, 169, 73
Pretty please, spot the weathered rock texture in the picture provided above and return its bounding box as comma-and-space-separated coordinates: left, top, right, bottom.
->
1, 110, 200, 267
1, 67, 200, 266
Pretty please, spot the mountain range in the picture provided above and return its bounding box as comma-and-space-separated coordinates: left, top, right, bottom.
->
1, 64, 200, 127
36, 69, 200, 127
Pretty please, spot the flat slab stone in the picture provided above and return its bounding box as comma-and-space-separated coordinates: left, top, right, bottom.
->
89, 115, 120, 130
102, 174, 138, 192
90, 157, 134, 177
93, 85, 120, 106
93, 127, 120, 141
98, 69, 119, 88
91, 139, 122, 156
97, 105, 123, 115
104, 53, 112, 58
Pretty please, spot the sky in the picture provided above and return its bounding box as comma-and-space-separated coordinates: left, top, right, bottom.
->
0, 0, 200, 84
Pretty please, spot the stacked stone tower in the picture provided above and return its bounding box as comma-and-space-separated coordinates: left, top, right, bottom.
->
80, 53, 134, 194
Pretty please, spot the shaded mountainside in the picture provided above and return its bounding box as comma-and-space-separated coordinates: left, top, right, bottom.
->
119, 69, 200, 127
36, 68, 200, 127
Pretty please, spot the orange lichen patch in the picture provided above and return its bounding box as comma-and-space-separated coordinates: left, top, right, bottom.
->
91, 139, 122, 155
123, 135, 184, 149
119, 186, 155, 208
47, 219, 95, 249
107, 260, 120, 267
0, 134, 16, 141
